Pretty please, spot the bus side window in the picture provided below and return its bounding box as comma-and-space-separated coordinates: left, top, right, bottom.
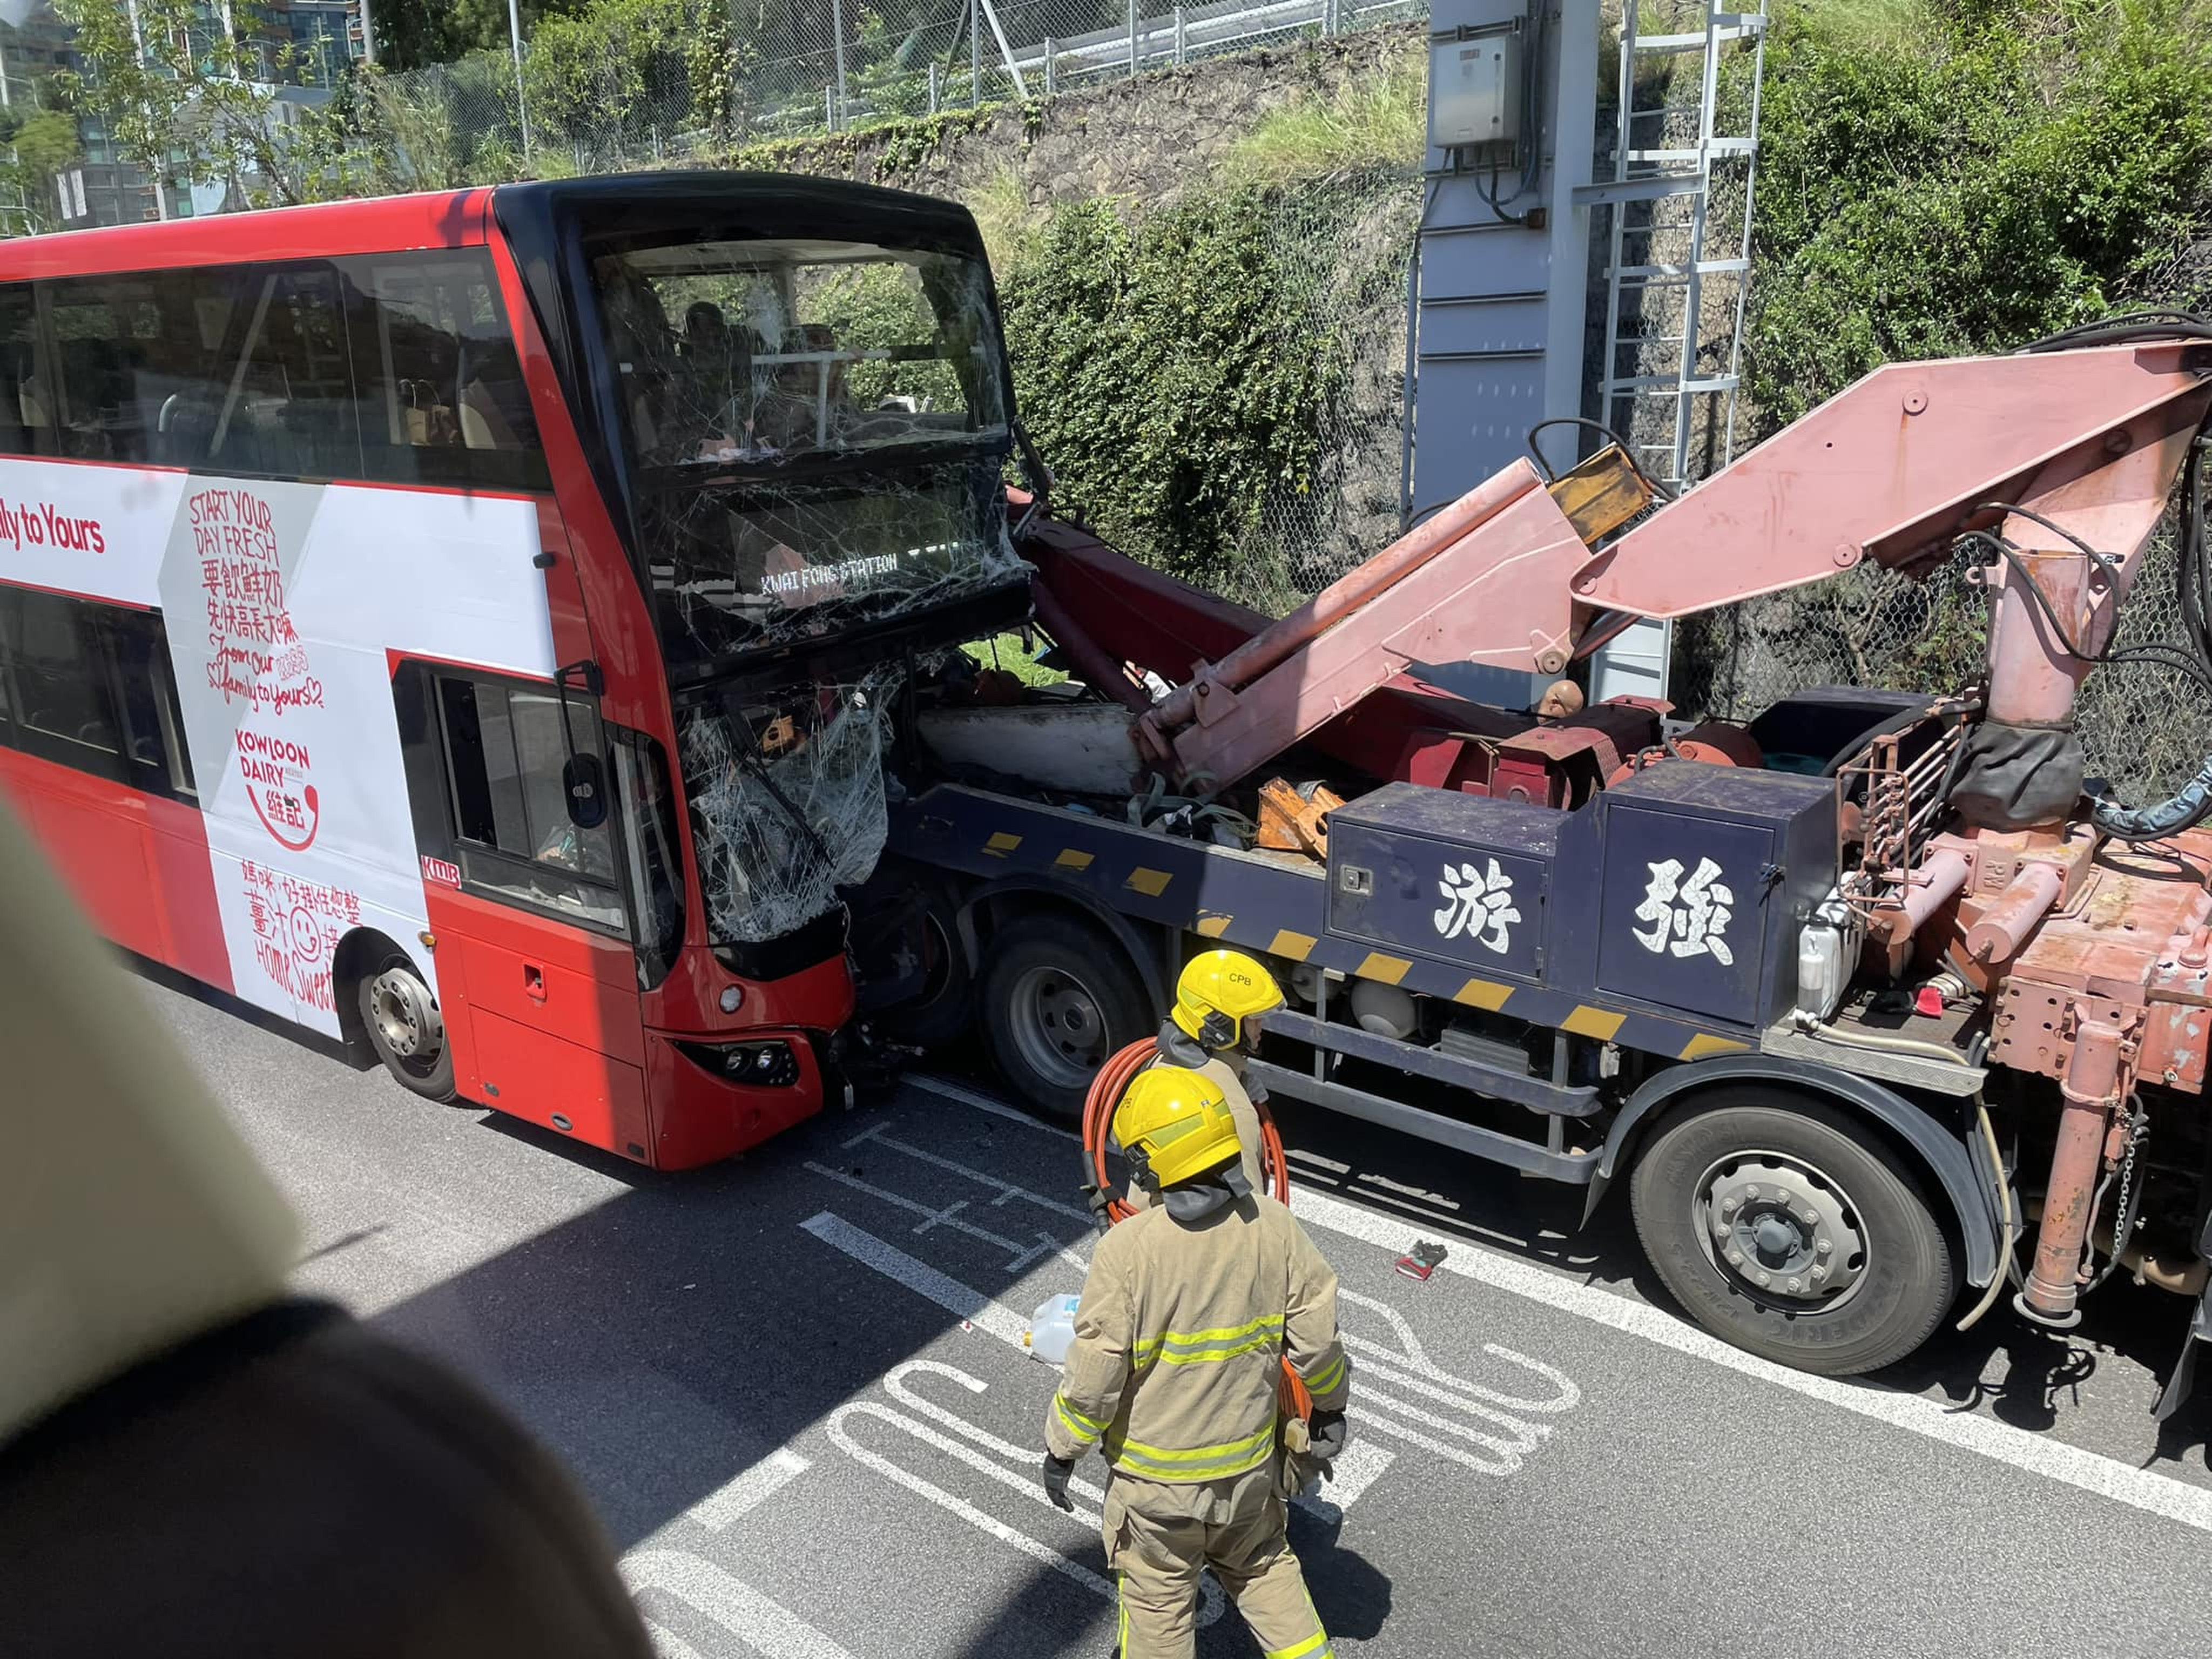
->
2, 589, 120, 766
0, 283, 45, 457
208, 265, 363, 482
346, 252, 547, 494
105, 610, 195, 798
431, 672, 626, 932
0, 593, 13, 738
41, 272, 226, 468
0, 592, 127, 792
612, 734, 685, 989
0, 590, 195, 800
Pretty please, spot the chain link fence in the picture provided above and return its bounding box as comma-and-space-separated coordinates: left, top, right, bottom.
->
1604, 2, 2212, 801
363, 0, 1427, 186
1231, 166, 1421, 619
1674, 532, 2212, 805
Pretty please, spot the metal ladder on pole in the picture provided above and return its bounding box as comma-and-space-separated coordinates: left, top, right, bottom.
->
1588, 3, 1768, 495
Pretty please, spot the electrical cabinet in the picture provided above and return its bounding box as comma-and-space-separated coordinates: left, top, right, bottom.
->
1429, 30, 1523, 152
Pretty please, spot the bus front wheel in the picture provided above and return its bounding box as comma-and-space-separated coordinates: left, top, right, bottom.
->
359, 956, 456, 1103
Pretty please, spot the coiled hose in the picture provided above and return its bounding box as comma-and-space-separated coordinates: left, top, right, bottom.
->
1080, 1038, 1309, 1422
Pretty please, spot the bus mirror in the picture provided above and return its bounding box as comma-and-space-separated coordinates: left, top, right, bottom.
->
563, 753, 609, 830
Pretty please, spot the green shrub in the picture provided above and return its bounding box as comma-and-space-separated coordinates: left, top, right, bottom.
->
997, 191, 1342, 588
1745, 0, 2212, 431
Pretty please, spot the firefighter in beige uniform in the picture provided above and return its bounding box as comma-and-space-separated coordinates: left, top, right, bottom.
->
1123, 950, 1286, 1212
1043, 1065, 1350, 1658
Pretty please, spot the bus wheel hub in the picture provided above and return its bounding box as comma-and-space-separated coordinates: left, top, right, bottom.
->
370, 969, 440, 1061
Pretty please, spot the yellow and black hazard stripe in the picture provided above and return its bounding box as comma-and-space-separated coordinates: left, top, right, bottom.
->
899, 785, 1755, 1068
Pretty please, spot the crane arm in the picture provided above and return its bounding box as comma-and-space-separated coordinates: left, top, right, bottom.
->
1135, 338, 2212, 794
1570, 341, 2212, 623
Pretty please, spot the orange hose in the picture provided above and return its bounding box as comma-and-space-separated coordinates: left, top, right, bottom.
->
1081, 1036, 1306, 1419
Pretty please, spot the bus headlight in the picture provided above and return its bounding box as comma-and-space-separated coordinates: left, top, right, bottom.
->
676, 1038, 799, 1088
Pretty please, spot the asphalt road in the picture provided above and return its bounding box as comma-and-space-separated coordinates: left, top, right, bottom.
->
144, 963, 2212, 1658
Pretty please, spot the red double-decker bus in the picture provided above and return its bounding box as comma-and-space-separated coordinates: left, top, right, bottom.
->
0, 174, 1028, 1167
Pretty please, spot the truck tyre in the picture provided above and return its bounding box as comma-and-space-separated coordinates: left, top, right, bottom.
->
875, 875, 975, 1051
980, 912, 1150, 1119
1629, 1088, 1954, 1377
357, 954, 457, 1103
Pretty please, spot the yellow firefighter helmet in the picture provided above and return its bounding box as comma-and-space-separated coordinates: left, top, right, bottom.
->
1169, 949, 1285, 1049
1114, 1065, 1243, 1191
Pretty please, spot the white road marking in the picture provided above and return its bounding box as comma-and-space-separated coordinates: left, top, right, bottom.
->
1298, 1438, 1396, 1514
916, 1071, 2212, 1537
839, 1398, 1104, 1527
801, 1210, 1034, 1348
810, 1212, 1381, 1518
1345, 1399, 1529, 1477
1296, 1184, 2212, 1535
887, 1360, 1097, 1482
626, 1549, 860, 1659
1350, 1348, 1561, 1436
1352, 1387, 1542, 1475
643, 1620, 712, 1659
846, 1118, 1095, 1224
804, 1159, 1052, 1269
690, 1447, 813, 1533
828, 1398, 1227, 1629
1340, 1288, 1580, 1414
911, 1073, 1070, 1137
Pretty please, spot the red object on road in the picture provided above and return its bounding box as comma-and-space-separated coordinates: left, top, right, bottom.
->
1393, 1241, 1449, 1282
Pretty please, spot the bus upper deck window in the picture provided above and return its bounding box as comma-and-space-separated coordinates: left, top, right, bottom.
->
347, 253, 545, 494
207, 267, 362, 481
0, 285, 43, 457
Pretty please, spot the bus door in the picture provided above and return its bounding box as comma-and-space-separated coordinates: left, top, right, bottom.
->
393, 658, 666, 1161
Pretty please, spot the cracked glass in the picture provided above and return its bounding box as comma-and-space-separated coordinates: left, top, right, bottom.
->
593, 236, 1019, 680
679, 671, 899, 947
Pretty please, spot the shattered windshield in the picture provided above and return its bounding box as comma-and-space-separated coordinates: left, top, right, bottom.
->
592, 235, 1019, 676
679, 672, 896, 948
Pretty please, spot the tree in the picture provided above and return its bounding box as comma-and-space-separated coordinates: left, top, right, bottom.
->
0, 104, 80, 233
522, 0, 732, 152
54, 0, 331, 208
369, 0, 603, 73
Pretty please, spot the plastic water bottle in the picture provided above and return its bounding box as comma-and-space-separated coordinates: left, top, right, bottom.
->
1027, 1293, 1082, 1366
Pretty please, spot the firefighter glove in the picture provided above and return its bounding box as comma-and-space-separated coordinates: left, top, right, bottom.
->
1041, 1452, 1076, 1511
1308, 1410, 1350, 1465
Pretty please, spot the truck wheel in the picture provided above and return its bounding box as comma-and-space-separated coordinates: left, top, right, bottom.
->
358, 955, 457, 1103
875, 875, 974, 1050
980, 913, 1150, 1118
1629, 1089, 1954, 1377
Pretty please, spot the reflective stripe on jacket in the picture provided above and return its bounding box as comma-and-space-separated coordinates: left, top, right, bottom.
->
1044, 1193, 1350, 1483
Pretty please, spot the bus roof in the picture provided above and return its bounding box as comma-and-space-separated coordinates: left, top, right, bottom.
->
0, 188, 497, 282
0, 172, 990, 285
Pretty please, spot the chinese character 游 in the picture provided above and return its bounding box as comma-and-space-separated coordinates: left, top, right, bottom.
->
1434, 858, 1521, 953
